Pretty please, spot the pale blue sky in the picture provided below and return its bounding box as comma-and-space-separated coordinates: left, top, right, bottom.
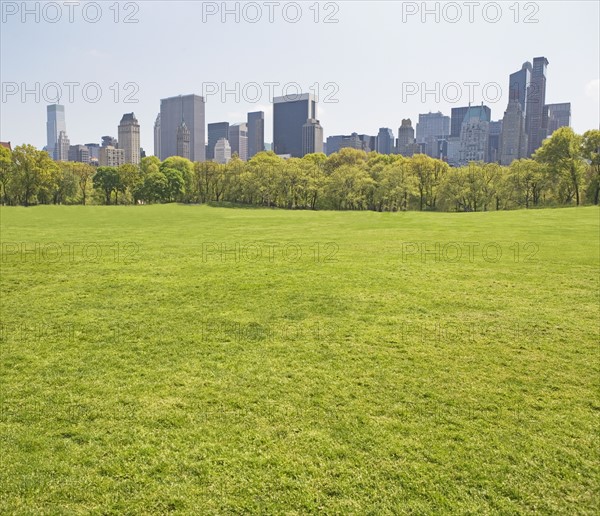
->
1, 1, 598, 152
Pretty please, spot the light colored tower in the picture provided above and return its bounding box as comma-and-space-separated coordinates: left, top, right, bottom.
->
118, 113, 141, 164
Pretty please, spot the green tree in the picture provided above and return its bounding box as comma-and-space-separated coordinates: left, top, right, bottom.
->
582, 129, 600, 205
93, 167, 121, 205
11, 145, 58, 206
0, 146, 13, 205
534, 127, 584, 205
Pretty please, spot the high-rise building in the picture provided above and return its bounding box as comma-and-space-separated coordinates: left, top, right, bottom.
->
416, 111, 450, 158
85, 143, 100, 164
55, 131, 70, 161
499, 100, 528, 166
229, 123, 248, 161
397, 119, 419, 156
159, 94, 205, 161
46, 104, 66, 160
273, 93, 317, 157
376, 128, 395, 154
509, 62, 532, 116
459, 105, 490, 164
207, 122, 230, 161
118, 112, 141, 164
99, 146, 124, 167
68, 145, 90, 164
176, 121, 191, 160
525, 56, 549, 156
153, 114, 161, 158
546, 103, 571, 134
487, 120, 503, 163
302, 119, 324, 155
450, 107, 470, 138
247, 111, 265, 158
214, 138, 231, 164
102, 136, 118, 148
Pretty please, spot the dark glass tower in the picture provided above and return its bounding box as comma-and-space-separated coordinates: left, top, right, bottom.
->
525, 56, 549, 156
247, 111, 265, 158
273, 93, 316, 157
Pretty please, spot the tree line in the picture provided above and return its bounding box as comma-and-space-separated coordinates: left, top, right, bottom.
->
1, 127, 598, 211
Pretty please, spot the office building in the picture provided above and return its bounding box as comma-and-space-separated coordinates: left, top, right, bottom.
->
247, 111, 265, 158
397, 119, 419, 157
159, 94, 205, 161
207, 122, 230, 161
376, 127, 395, 154
68, 145, 90, 164
509, 62, 532, 116
499, 100, 528, 166
459, 105, 490, 164
488, 120, 503, 163
229, 123, 248, 161
302, 119, 324, 155
118, 112, 141, 164
176, 120, 191, 160
154, 114, 161, 158
54, 131, 70, 161
273, 93, 317, 157
416, 111, 450, 158
46, 104, 66, 160
546, 103, 571, 134
525, 56, 549, 156
214, 138, 231, 164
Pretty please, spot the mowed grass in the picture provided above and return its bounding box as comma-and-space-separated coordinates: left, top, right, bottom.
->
0, 204, 598, 514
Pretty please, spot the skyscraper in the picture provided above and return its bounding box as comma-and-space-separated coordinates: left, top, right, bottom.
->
176, 121, 191, 160
55, 130, 70, 161
397, 119, 418, 156
273, 93, 317, 157
499, 100, 528, 166
525, 56, 549, 156
214, 138, 231, 164
302, 119, 324, 155
68, 145, 90, 164
118, 112, 141, 164
509, 62, 532, 116
450, 107, 470, 138
247, 111, 265, 158
159, 94, 205, 161
46, 104, 66, 160
459, 105, 490, 164
207, 122, 230, 161
229, 123, 248, 161
487, 120, 503, 163
376, 128, 394, 154
416, 111, 450, 158
154, 114, 161, 158
545, 103, 571, 134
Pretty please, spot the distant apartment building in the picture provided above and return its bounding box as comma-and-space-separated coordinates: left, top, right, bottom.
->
159, 94, 205, 161
207, 122, 230, 161
99, 146, 125, 167
376, 128, 395, 154
229, 123, 248, 161
68, 145, 90, 164
214, 138, 231, 164
273, 93, 317, 157
302, 119, 324, 155
247, 111, 265, 158
118, 112, 141, 164
326, 133, 372, 155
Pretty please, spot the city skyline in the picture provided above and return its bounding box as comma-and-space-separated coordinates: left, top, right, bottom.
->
1, 1, 597, 152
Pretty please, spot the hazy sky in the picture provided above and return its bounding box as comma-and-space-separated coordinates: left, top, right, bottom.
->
1, 1, 599, 153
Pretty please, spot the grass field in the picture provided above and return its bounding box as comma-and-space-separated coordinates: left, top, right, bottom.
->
0, 204, 598, 514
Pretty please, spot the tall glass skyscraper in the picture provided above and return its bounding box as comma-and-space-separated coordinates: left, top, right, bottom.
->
376, 128, 394, 154
159, 94, 205, 161
509, 62, 532, 116
46, 104, 66, 159
247, 111, 265, 159
273, 93, 317, 157
207, 122, 230, 161
525, 56, 549, 157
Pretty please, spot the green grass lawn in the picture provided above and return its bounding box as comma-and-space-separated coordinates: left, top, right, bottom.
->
1, 204, 598, 514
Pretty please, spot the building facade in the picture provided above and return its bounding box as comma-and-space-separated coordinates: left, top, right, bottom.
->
416, 111, 450, 158
302, 119, 324, 155
176, 121, 191, 160
214, 138, 231, 164
499, 100, 528, 166
525, 56, 549, 156
46, 104, 66, 160
458, 105, 490, 164
55, 131, 70, 161
229, 123, 248, 161
207, 122, 230, 161
509, 62, 532, 116
376, 128, 395, 154
247, 111, 265, 158
159, 94, 205, 162
68, 145, 90, 164
397, 119, 419, 156
118, 112, 141, 164
273, 93, 317, 157
98, 146, 125, 167
153, 114, 161, 158
545, 103, 571, 134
